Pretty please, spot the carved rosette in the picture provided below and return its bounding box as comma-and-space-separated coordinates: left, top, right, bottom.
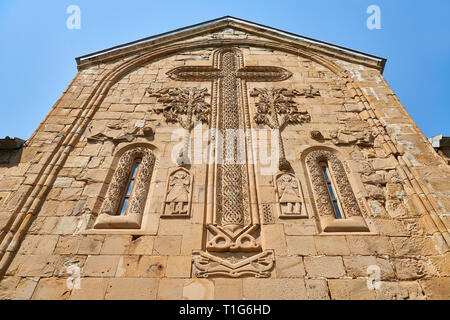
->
100, 147, 155, 216
305, 150, 362, 218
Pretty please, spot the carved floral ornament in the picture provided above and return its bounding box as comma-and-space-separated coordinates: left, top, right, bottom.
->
146, 87, 211, 129
94, 147, 155, 229
250, 88, 311, 171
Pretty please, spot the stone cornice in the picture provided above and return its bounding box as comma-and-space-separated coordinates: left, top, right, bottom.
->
76, 17, 386, 73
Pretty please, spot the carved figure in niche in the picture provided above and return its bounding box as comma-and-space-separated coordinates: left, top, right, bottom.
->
163, 168, 192, 218
278, 174, 302, 215
276, 173, 306, 218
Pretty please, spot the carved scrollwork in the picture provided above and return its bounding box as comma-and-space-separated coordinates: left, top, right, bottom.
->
305, 150, 362, 218
192, 250, 275, 278
100, 147, 155, 216
206, 224, 261, 253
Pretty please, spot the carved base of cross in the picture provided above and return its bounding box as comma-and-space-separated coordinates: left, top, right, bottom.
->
192, 250, 275, 278
206, 224, 261, 253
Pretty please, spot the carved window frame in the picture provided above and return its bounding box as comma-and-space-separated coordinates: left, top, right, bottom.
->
304, 148, 370, 233
93, 145, 156, 230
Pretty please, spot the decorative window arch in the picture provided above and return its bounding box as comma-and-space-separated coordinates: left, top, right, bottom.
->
94, 146, 156, 229
305, 149, 370, 232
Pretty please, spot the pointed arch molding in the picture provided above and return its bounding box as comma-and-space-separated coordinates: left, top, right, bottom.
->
304, 148, 370, 233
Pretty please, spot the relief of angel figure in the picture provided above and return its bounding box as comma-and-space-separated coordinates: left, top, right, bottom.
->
165, 170, 191, 215
278, 174, 302, 215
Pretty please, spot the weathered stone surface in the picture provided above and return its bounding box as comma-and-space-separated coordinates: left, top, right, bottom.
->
0, 277, 20, 300
328, 279, 375, 300
115, 255, 166, 278
83, 255, 120, 277
157, 278, 184, 300
105, 278, 159, 300
275, 256, 305, 278
32, 278, 70, 300
16, 255, 59, 277
374, 281, 425, 300
346, 235, 394, 255
243, 279, 307, 300
78, 235, 105, 255
127, 236, 155, 255
153, 236, 182, 255
304, 256, 346, 278
390, 236, 439, 256
286, 236, 316, 256
12, 277, 39, 300
262, 224, 288, 256
305, 279, 330, 300
100, 235, 132, 255
343, 256, 395, 280
314, 236, 350, 256
69, 278, 109, 300
419, 278, 450, 300
183, 279, 214, 300
214, 279, 243, 300
166, 256, 192, 278
428, 254, 450, 276
392, 258, 436, 280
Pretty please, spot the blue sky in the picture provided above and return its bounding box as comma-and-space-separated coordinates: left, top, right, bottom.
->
0, 0, 449, 139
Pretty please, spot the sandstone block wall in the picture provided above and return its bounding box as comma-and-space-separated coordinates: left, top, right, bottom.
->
0, 24, 448, 300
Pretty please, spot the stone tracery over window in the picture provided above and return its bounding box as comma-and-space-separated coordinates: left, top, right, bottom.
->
305, 149, 370, 232
94, 147, 155, 229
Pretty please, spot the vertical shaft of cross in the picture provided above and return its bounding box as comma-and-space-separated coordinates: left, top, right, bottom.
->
218, 51, 245, 229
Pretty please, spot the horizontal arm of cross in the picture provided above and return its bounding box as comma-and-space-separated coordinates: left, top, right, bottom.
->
167, 66, 221, 81
237, 66, 293, 82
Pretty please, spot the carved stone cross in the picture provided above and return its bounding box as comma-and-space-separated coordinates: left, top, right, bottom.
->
167, 48, 292, 253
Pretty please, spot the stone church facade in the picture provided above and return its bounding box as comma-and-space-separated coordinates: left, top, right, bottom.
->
0, 17, 448, 300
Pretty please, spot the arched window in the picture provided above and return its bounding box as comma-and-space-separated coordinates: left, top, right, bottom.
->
305, 149, 369, 232
94, 146, 155, 229
118, 158, 141, 216
319, 161, 343, 219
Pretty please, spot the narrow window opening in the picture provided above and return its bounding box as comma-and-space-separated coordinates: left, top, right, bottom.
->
117, 159, 141, 216
319, 161, 343, 219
